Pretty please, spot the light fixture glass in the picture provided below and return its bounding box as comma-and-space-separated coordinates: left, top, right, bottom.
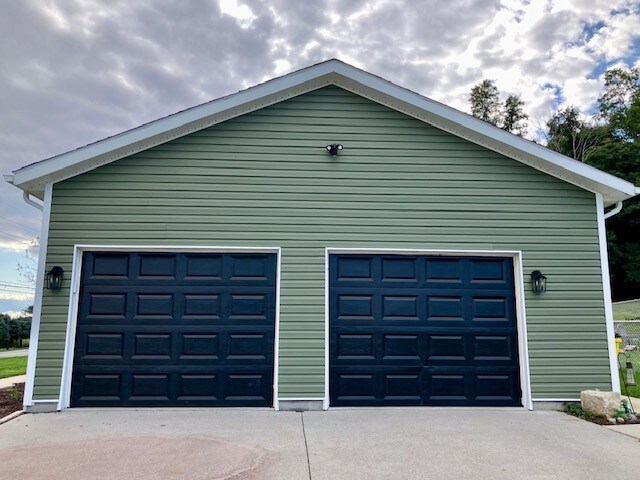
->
45, 266, 64, 290
530, 270, 547, 293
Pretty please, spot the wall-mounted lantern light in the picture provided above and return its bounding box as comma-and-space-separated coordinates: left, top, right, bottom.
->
530, 270, 547, 293
45, 266, 64, 290
326, 144, 343, 156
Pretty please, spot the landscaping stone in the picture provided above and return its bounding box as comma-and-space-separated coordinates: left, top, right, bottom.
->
616, 417, 625, 423
580, 390, 622, 417
608, 418, 617, 424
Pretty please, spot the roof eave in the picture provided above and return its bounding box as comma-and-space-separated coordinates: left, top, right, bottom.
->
6, 59, 639, 205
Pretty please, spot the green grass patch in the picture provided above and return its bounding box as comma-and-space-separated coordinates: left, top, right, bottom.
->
620, 368, 640, 398
0, 357, 28, 379
614, 299, 640, 320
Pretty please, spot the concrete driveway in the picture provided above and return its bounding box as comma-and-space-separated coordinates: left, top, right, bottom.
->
0, 408, 638, 479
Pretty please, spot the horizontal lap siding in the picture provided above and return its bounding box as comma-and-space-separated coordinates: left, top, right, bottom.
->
35, 86, 609, 400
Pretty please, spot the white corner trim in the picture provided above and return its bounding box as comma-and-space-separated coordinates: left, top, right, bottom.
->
273, 248, 282, 411
596, 194, 622, 393
323, 248, 330, 411
323, 247, 533, 410
23, 183, 52, 408
513, 252, 533, 410
57, 245, 282, 410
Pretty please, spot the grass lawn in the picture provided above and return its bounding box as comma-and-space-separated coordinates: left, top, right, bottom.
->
614, 299, 640, 320
0, 357, 28, 379
621, 369, 640, 398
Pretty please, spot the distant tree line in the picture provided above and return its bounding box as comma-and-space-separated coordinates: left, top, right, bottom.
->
469, 68, 640, 301
0, 309, 32, 349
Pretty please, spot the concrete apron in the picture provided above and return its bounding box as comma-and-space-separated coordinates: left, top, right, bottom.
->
1, 407, 640, 480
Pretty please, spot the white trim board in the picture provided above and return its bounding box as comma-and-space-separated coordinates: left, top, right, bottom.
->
5, 60, 637, 205
23, 183, 53, 408
57, 245, 282, 410
596, 194, 622, 393
324, 247, 533, 410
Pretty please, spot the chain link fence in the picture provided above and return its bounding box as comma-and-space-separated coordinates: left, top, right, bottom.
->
614, 321, 640, 392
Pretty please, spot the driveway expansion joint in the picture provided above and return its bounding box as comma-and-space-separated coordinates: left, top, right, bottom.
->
301, 412, 312, 480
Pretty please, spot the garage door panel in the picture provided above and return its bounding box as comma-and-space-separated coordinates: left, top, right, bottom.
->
74, 370, 272, 407
71, 251, 276, 407
76, 329, 273, 365
83, 253, 276, 286
330, 254, 521, 407
80, 292, 276, 326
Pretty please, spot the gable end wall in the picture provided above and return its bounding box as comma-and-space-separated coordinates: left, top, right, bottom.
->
34, 86, 610, 401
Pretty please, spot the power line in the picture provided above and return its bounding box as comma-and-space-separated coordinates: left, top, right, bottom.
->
0, 280, 34, 287
0, 286, 34, 293
0, 281, 34, 289
0, 287, 34, 295
0, 230, 30, 243
0, 215, 39, 234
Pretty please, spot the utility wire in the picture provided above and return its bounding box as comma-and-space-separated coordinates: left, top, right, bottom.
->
0, 215, 39, 234
0, 282, 34, 290
0, 280, 34, 288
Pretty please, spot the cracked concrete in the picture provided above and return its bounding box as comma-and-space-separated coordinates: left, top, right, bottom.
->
1, 408, 640, 479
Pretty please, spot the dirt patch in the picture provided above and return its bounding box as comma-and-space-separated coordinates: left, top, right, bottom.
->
0, 383, 23, 418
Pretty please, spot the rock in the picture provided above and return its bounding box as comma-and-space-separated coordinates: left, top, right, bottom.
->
629, 414, 638, 422
580, 390, 622, 418
617, 417, 625, 423
608, 417, 617, 424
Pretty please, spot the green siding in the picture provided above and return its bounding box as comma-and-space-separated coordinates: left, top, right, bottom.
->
34, 86, 610, 400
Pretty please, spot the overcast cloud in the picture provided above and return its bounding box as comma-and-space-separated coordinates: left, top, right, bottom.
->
0, 0, 639, 310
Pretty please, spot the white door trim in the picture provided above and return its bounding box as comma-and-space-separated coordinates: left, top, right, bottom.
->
595, 194, 622, 393
57, 245, 282, 410
324, 247, 533, 410
23, 183, 53, 408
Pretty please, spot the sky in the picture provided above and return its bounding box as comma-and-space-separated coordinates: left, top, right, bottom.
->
1, 0, 639, 313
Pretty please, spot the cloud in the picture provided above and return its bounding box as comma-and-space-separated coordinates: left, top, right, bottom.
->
0, 0, 638, 264
3, 310, 32, 319
0, 292, 34, 301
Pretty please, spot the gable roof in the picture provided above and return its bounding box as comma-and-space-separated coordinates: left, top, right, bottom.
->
5, 59, 638, 205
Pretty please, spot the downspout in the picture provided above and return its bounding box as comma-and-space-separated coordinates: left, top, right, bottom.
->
4, 175, 43, 211
603, 201, 622, 220
22, 191, 44, 211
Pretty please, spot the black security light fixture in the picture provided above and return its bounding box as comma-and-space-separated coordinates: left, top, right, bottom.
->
45, 266, 64, 290
530, 270, 547, 293
326, 144, 343, 156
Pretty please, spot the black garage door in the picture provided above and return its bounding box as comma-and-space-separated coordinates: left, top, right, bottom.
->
329, 254, 521, 407
71, 251, 276, 407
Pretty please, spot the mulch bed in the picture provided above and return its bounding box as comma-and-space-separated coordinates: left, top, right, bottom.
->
0, 383, 24, 418
564, 405, 640, 425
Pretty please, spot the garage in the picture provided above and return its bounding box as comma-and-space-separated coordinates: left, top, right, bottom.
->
70, 251, 277, 407
329, 253, 522, 407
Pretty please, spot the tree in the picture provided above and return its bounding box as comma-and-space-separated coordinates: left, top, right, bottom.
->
545, 106, 605, 162
469, 80, 528, 135
17, 238, 38, 286
502, 95, 528, 136
0, 315, 10, 349
598, 67, 640, 139
470, 79, 501, 126
544, 66, 640, 300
